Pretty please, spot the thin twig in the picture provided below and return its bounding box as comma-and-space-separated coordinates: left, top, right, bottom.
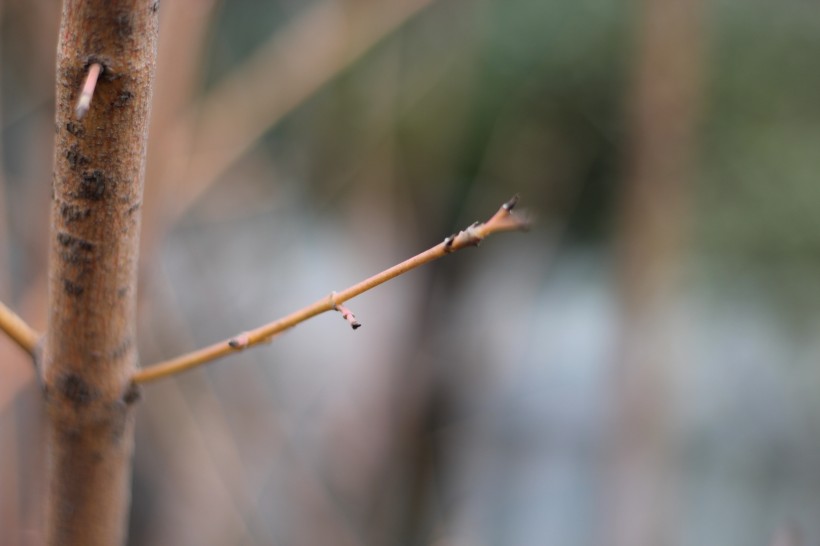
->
333, 298, 361, 330
132, 197, 530, 384
75, 62, 102, 119
0, 299, 40, 357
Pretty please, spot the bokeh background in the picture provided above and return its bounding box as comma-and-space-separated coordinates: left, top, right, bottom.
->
2, 0, 820, 544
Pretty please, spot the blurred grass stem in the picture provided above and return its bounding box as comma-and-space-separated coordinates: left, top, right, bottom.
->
155, 0, 437, 225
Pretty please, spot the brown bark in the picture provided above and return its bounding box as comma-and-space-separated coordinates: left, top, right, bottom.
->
43, 1, 158, 544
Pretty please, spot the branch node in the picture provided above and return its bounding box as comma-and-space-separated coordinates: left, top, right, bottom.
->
335, 303, 362, 330
330, 292, 361, 330
75, 62, 102, 120
228, 332, 251, 349
443, 234, 456, 253
465, 222, 484, 246
447, 222, 484, 250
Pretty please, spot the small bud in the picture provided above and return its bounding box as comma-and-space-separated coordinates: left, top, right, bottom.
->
502, 194, 520, 212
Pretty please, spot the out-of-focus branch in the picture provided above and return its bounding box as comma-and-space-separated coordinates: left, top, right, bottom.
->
606, 0, 703, 544
0, 300, 39, 358
161, 0, 437, 222
140, 0, 217, 247
769, 523, 803, 546
132, 197, 529, 384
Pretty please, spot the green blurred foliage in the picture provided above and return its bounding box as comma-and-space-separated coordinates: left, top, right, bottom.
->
201, 0, 631, 243
700, 0, 820, 263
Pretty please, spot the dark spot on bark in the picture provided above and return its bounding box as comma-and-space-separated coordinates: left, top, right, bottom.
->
60, 203, 91, 223
66, 145, 90, 169
58, 236, 94, 266
57, 232, 95, 253
79, 170, 107, 200
151, 1, 160, 13
58, 425, 83, 443
58, 373, 98, 407
126, 202, 141, 216
66, 122, 85, 137
114, 90, 134, 108
62, 278, 85, 296
123, 383, 142, 405
59, 66, 75, 90
117, 286, 129, 298
102, 69, 119, 82
60, 251, 91, 267
110, 337, 133, 360
115, 13, 134, 39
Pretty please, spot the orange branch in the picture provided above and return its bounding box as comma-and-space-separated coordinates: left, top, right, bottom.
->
132, 197, 529, 384
0, 299, 39, 357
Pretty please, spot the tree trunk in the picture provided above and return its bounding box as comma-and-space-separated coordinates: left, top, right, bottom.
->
43, 1, 158, 544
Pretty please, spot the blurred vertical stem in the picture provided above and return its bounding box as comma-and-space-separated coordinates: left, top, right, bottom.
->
0, 1, 11, 299
43, 1, 157, 544
610, 0, 703, 544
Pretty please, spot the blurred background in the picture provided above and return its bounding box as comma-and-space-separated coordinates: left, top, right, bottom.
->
2, 0, 820, 544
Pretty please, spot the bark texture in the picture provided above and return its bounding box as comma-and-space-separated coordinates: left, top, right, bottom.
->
44, 1, 158, 544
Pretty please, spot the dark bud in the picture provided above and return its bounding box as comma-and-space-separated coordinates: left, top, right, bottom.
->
502, 194, 520, 211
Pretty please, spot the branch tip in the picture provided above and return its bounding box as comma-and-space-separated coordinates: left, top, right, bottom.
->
503, 194, 520, 211
487, 199, 532, 235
